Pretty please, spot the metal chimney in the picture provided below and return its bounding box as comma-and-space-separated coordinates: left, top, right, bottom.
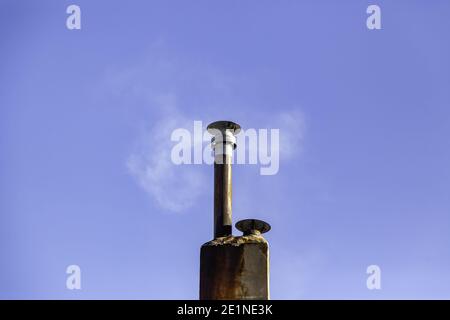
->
200, 120, 271, 300
207, 121, 241, 238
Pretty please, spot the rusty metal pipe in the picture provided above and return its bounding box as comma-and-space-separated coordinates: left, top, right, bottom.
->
207, 121, 241, 238
213, 154, 232, 237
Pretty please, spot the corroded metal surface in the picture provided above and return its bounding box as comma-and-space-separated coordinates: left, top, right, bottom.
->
200, 235, 270, 300
204, 234, 268, 247
213, 156, 233, 238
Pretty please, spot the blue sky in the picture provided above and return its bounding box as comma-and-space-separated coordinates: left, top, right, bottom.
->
1, 0, 450, 299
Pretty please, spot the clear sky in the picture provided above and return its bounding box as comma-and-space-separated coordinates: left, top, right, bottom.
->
1, 0, 450, 299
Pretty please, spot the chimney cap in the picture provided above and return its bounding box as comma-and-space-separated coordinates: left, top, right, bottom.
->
236, 219, 271, 236
207, 121, 241, 135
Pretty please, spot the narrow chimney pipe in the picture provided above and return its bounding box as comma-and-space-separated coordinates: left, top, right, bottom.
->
207, 121, 241, 238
